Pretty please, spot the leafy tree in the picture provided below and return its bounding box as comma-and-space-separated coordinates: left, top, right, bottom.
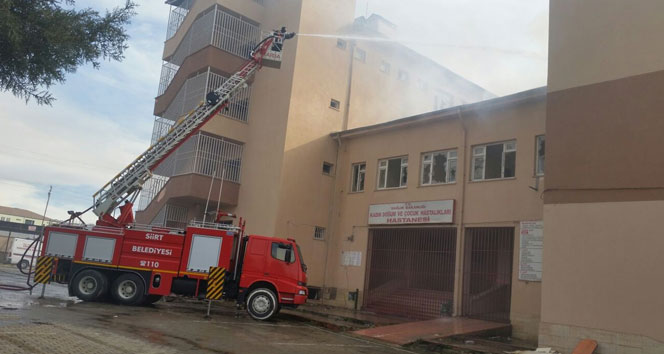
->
0, 0, 137, 105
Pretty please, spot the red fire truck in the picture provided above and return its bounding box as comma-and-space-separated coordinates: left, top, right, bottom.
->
35, 28, 307, 320
41, 219, 307, 320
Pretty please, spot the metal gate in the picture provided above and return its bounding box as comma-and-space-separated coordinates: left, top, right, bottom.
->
462, 227, 514, 322
364, 227, 457, 319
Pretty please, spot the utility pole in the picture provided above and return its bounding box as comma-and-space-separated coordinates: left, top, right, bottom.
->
36, 186, 52, 298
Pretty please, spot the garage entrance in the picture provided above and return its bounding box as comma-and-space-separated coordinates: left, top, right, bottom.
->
462, 227, 514, 322
364, 227, 457, 319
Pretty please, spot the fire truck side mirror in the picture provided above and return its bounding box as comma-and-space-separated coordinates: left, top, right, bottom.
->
285, 248, 293, 263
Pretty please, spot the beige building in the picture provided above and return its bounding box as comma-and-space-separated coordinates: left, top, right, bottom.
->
135, 0, 490, 295
539, 0, 664, 352
328, 87, 546, 342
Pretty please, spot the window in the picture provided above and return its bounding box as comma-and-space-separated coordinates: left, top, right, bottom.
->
329, 99, 340, 110
379, 60, 391, 73
24, 219, 35, 225
271, 242, 295, 262
535, 135, 545, 176
472, 141, 516, 181
314, 226, 326, 240
322, 162, 334, 175
336, 39, 347, 49
351, 163, 366, 192
398, 70, 409, 81
354, 48, 366, 62
377, 156, 408, 189
421, 150, 457, 185
0, 217, 6, 221
416, 78, 427, 90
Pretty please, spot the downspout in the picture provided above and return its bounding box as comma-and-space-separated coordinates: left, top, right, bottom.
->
454, 107, 468, 316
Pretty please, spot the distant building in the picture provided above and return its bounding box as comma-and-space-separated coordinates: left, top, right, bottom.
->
0, 206, 57, 226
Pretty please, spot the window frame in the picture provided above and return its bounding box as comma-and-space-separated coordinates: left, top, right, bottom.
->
354, 48, 366, 62
397, 69, 409, 82
377, 156, 408, 190
313, 226, 326, 240
322, 161, 334, 176
271, 242, 295, 263
471, 140, 517, 181
350, 162, 366, 193
379, 60, 391, 74
420, 149, 458, 186
535, 135, 545, 176
329, 99, 340, 110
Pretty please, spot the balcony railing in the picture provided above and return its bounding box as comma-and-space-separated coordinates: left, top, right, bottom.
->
165, 0, 193, 41
154, 131, 243, 182
168, 5, 260, 67
150, 204, 188, 229
137, 174, 169, 211
158, 62, 180, 96
138, 132, 243, 211
161, 67, 251, 122
151, 117, 175, 144
210, 7, 261, 59
159, 5, 260, 100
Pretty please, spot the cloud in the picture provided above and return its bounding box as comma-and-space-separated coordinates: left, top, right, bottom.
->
0, 180, 96, 223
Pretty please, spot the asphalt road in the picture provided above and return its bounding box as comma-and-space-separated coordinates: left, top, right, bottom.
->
0, 264, 414, 354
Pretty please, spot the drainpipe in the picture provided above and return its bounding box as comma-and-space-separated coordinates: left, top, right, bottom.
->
454, 107, 468, 317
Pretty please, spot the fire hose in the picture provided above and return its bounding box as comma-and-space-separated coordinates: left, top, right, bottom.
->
0, 235, 42, 291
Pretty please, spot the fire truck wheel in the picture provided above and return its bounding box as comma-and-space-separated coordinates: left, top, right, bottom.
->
246, 288, 278, 320
72, 269, 108, 302
111, 273, 146, 306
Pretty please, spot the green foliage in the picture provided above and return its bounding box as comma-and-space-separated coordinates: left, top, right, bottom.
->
0, 0, 137, 105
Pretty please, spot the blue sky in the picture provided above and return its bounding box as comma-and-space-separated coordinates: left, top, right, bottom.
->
0, 0, 547, 223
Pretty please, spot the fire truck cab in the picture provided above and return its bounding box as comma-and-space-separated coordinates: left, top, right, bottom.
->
41, 221, 307, 320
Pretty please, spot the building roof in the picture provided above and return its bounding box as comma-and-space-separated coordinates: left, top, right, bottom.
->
331, 86, 547, 139
0, 206, 58, 222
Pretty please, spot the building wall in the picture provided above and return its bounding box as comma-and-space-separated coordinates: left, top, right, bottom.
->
347, 39, 491, 129
272, 0, 356, 287
0, 213, 52, 226
325, 92, 545, 342
542, 0, 664, 352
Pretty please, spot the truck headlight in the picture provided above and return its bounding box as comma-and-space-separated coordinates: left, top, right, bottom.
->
298, 290, 306, 295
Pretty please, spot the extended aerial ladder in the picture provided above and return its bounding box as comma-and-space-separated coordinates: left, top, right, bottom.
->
85, 28, 296, 227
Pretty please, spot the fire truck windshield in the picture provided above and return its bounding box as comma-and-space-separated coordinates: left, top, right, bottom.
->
296, 244, 307, 272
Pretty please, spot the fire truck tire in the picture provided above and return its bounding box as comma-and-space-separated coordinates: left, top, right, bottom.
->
246, 288, 278, 320
111, 273, 146, 306
72, 269, 108, 302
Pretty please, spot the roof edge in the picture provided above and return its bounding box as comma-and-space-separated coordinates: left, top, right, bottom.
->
331, 86, 546, 139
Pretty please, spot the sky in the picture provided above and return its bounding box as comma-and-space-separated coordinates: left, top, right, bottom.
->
0, 0, 548, 223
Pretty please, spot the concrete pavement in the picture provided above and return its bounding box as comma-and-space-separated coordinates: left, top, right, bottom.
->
0, 264, 415, 354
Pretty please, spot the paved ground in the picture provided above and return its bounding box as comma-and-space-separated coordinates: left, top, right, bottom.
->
0, 264, 415, 354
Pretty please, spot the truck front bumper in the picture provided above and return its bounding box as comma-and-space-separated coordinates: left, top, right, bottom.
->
293, 293, 307, 304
